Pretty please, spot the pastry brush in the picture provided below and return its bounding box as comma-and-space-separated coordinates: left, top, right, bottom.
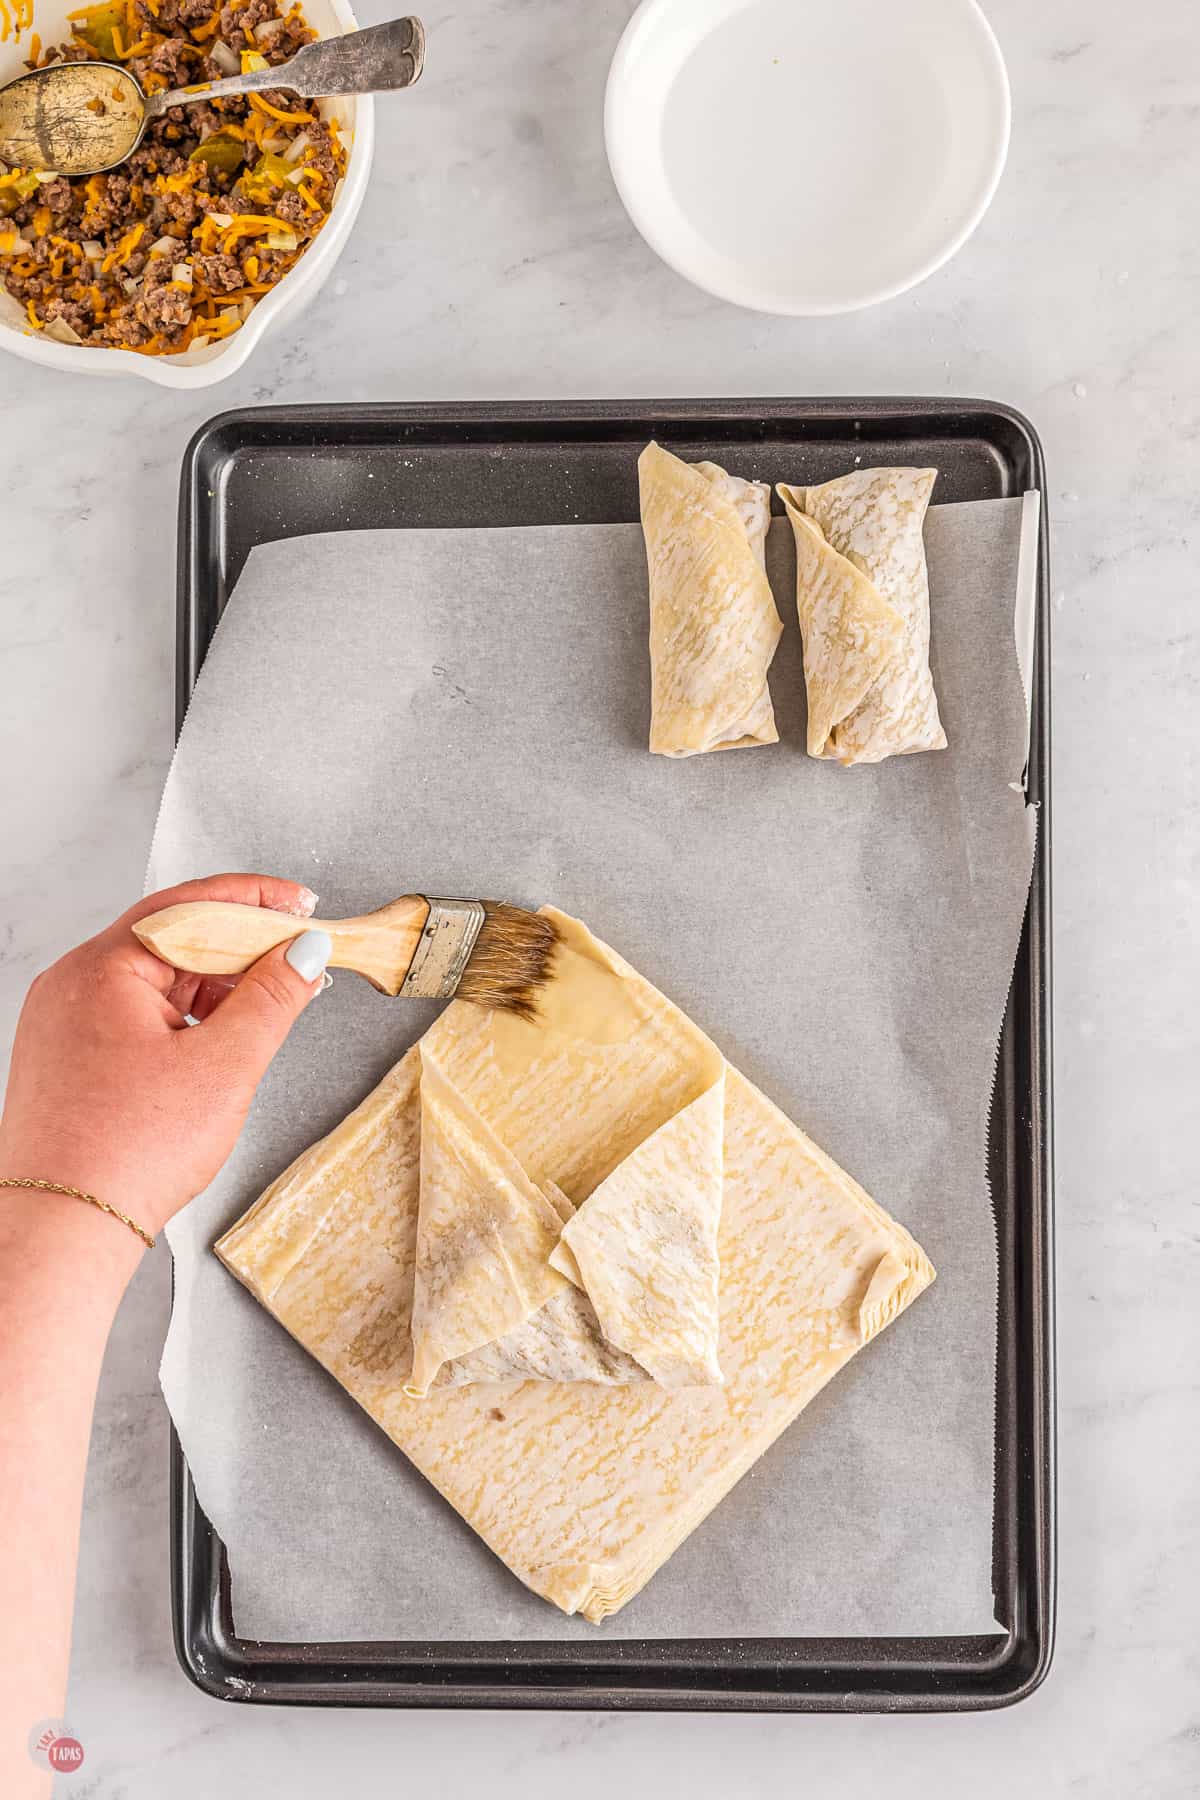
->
133, 895, 559, 1020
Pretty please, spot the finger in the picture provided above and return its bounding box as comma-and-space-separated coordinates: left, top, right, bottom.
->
164, 972, 205, 1019
107, 873, 320, 995
193, 933, 331, 1076
163, 973, 240, 1024
116, 872, 320, 934
190, 976, 239, 1022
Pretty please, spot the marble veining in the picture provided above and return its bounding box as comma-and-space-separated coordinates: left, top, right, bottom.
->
0, 0, 1195, 1793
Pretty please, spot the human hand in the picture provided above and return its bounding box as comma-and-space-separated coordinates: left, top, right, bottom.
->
0, 874, 333, 1243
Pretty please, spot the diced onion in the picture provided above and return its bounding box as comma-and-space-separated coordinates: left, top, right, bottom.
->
149, 234, 177, 256
82, 238, 104, 259
44, 316, 84, 345
209, 39, 240, 76
260, 133, 287, 155
121, 275, 142, 295
207, 211, 234, 227
2, 233, 33, 254
172, 262, 193, 287
282, 131, 310, 165
33, 170, 61, 184
240, 296, 255, 321
220, 304, 240, 322
265, 226, 298, 251
189, 333, 210, 350
253, 15, 285, 42
285, 167, 307, 185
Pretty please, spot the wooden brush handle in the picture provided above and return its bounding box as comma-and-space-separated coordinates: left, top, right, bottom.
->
132, 897, 431, 996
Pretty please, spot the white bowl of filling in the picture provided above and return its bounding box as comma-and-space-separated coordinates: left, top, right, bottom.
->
0, 0, 372, 384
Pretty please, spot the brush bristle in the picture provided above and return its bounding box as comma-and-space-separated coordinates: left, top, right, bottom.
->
457, 903, 561, 1019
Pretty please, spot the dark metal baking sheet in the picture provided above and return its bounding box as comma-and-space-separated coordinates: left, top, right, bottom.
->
171, 399, 1055, 1712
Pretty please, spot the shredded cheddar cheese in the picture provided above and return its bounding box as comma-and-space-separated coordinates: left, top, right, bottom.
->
100, 220, 145, 271
218, 212, 289, 249
249, 93, 314, 125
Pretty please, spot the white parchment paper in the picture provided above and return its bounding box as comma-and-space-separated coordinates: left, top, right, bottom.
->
151, 498, 1036, 1640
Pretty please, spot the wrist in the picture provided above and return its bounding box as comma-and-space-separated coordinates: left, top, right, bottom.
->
0, 1118, 164, 1223
0, 1133, 154, 1290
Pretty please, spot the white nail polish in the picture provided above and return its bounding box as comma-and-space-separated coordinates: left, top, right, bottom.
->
295, 887, 319, 917
286, 929, 333, 983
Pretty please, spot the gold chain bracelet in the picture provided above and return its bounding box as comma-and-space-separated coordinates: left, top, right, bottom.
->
0, 1177, 156, 1250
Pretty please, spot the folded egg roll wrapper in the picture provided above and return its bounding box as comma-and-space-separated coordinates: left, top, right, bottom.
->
778, 467, 947, 765
216, 909, 934, 1622
639, 441, 783, 756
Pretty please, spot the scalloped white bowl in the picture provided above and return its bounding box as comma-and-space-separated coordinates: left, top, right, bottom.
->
0, 0, 372, 385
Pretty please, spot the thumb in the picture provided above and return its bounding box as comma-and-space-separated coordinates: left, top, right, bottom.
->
198, 930, 332, 1074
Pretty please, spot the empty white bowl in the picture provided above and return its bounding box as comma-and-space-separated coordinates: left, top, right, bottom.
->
0, 0, 373, 385
605, 0, 1011, 316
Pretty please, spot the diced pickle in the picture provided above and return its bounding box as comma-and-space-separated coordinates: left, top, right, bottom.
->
73, 5, 126, 61
0, 172, 42, 215
235, 151, 292, 205
188, 131, 245, 175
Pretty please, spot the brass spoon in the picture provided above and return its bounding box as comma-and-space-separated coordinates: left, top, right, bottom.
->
0, 14, 423, 177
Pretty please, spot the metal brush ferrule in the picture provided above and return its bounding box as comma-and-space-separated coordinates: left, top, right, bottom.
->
399, 896, 486, 1000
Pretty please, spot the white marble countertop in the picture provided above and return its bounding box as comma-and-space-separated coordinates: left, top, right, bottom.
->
1, 0, 1196, 1792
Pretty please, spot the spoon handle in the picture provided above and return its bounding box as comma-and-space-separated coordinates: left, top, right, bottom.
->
149, 15, 424, 116
274, 16, 425, 95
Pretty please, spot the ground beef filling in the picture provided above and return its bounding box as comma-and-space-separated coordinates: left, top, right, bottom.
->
0, 0, 345, 353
